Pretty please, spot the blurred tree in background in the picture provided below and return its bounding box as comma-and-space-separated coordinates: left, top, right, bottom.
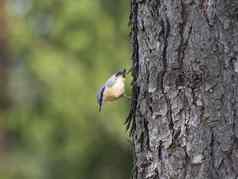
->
0, 0, 132, 178
0, 0, 11, 163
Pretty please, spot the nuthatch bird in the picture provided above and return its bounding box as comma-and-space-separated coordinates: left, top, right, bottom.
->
97, 69, 127, 112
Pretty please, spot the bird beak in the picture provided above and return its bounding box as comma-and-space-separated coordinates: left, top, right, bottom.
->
122, 69, 127, 77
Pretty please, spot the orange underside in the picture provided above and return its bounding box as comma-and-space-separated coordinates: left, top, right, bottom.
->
104, 87, 124, 102
104, 94, 123, 101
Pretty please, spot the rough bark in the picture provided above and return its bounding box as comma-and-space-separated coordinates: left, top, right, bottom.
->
128, 0, 238, 178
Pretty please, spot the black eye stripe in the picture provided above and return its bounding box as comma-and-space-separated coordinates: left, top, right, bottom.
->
115, 69, 126, 77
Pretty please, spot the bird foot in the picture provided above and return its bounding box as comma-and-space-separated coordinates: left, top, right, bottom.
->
123, 94, 137, 101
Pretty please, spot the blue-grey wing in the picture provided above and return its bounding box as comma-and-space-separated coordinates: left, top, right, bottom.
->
105, 75, 116, 87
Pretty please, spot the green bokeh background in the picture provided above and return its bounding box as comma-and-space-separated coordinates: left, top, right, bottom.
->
2, 0, 132, 178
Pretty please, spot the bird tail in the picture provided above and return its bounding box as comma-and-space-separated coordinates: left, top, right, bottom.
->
99, 103, 103, 112
98, 98, 104, 112
97, 86, 105, 112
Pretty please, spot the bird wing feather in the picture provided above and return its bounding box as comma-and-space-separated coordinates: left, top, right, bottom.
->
105, 75, 116, 87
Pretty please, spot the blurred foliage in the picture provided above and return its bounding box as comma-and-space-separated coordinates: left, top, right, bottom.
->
2, 0, 132, 178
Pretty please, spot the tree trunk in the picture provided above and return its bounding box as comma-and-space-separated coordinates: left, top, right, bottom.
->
128, 0, 238, 178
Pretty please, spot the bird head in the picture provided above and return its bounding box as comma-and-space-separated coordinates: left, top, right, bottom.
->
115, 69, 127, 78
